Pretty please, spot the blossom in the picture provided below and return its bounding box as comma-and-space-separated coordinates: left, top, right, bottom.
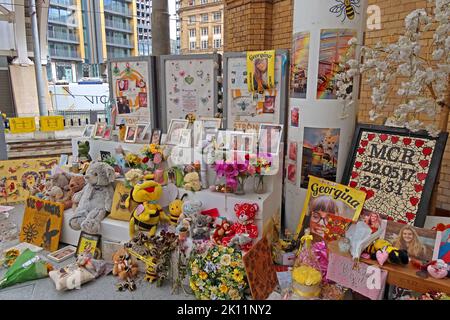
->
153, 152, 162, 164
220, 254, 231, 266
199, 271, 208, 280
228, 288, 240, 300
219, 284, 228, 294
232, 269, 244, 282
191, 265, 199, 275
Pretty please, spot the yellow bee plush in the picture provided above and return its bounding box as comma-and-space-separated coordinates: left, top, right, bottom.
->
126, 175, 169, 237
168, 194, 188, 226
365, 239, 409, 265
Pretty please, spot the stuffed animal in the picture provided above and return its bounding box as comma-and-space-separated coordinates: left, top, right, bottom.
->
168, 194, 188, 226
63, 175, 85, 210
49, 171, 72, 193
112, 248, 139, 291
191, 213, 214, 240
127, 175, 168, 237
183, 172, 201, 191
78, 141, 91, 162
69, 162, 115, 234
222, 203, 259, 251
46, 186, 65, 202
365, 239, 409, 265
212, 218, 233, 245
176, 199, 203, 233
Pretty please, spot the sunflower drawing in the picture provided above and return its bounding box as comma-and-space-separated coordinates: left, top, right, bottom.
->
22, 223, 39, 243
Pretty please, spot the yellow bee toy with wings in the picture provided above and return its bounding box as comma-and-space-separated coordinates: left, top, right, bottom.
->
126, 175, 169, 237
168, 193, 188, 226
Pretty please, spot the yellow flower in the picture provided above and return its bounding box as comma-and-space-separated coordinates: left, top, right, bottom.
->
227, 247, 234, 254
191, 265, 199, 275
228, 288, 240, 300
230, 261, 239, 267
232, 269, 244, 282
219, 284, 228, 294
199, 271, 208, 280
190, 280, 198, 291
220, 254, 231, 266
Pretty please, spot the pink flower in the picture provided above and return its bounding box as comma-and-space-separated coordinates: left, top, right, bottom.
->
153, 152, 162, 164
247, 165, 256, 175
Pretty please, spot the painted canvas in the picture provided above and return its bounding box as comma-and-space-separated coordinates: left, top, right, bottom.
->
291, 32, 310, 99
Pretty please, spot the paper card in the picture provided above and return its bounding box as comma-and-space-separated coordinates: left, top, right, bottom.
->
326, 252, 387, 300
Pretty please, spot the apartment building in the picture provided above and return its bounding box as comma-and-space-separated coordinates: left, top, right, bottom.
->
178, 0, 223, 54
136, 0, 152, 55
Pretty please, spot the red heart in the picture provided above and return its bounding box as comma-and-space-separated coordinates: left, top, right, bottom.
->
417, 173, 427, 181
415, 139, 424, 147
367, 134, 376, 141
422, 147, 432, 156
380, 134, 388, 142
403, 138, 412, 145
406, 212, 416, 221
414, 184, 423, 192
419, 160, 429, 168
398, 220, 407, 225
36, 201, 43, 210
357, 148, 366, 155
363, 189, 375, 200
391, 136, 399, 144
355, 161, 362, 169
360, 140, 369, 147
351, 172, 359, 179
349, 181, 358, 188
410, 197, 419, 206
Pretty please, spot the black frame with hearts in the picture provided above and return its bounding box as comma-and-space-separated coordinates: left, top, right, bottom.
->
342, 124, 448, 227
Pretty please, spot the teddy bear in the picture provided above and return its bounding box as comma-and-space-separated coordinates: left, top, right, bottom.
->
176, 199, 203, 233
63, 175, 86, 210
212, 218, 233, 245
112, 248, 139, 292
191, 213, 214, 240
45, 186, 65, 202
69, 162, 115, 234
183, 172, 201, 192
49, 171, 72, 192
222, 203, 259, 252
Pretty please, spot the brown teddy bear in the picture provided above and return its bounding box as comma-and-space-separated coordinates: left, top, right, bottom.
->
63, 175, 86, 210
112, 248, 139, 281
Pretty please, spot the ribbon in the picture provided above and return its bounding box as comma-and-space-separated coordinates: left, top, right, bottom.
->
312, 241, 329, 282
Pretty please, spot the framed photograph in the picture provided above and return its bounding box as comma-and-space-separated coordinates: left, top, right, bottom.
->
138, 92, 148, 108
124, 125, 138, 143
47, 245, 77, 263
167, 119, 189, 145
179, 129, 192, 147
82, 125, 95, 138
102, 125, 113, 140
76, 232, 101, 258
94, 123, 106, 139
117, 79, 129, 91
150, 129, 162, 144
117, 96, 131, 114
100, 151, 112, 161
199, 117, 222, 130
288, 141, 297, 161
136, 123, 150, 141
258, 123, 283, 154
342, 124, 448, 227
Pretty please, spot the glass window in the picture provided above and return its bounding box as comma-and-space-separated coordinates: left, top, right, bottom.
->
213, 11, 221, 21
214, 38, 222, 48
189, 15, 196, 24
200, 0, 207, 4
201, 40, 208, 49
190, 41, 196, 50
201, 14, 208, 22
213, 25, 221, 34
201, 27, 208, 36
189, 29, 196, 37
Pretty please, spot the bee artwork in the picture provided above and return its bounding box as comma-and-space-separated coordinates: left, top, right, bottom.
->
109, 182, 134, 221
329, 0, 360, 22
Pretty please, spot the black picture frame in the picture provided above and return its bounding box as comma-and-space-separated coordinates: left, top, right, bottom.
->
75, 231, 102, 259
342, 124, 448, 227
100, 151, 112, 161
150, 129, 162, 145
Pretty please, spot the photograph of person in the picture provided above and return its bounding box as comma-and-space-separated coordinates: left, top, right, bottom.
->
289, 141, 297, 161
291, 107, 299, 127
167, 119, 189, 145
307, 195, 341, 239
253, 58, 269, 92
118, 79, 129, 92
360, 210, 382, 233
102, 126, 112, 140
151, 129, 162, 144
263, 96, 275, 114
117, 96, 131, 114
136, 79, 146, 89
287, 163, 297, 184
94, 123, 106, 138
124, 126, 138, 143
138, 92, 148, 108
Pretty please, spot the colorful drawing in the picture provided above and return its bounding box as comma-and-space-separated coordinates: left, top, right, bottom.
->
247, 50, 275, 92
317, 29, 356, 99
301, 127, 340, 188
291, 32, 310, 99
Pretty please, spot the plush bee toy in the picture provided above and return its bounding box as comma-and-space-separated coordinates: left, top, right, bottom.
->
168, 193, 188, 226
365, 239, 409, 265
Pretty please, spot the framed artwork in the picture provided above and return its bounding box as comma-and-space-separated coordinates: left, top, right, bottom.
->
76, 231, 101, 258
291, 32, 310, 99
47, 245, 76, 263
179, 129, 192, 147
150, 129, 162, 145
102, 125, 112, 140
100, 151, 112, 162
94, 123, 106, 139
124, 125, 138, 143
82, 125, 95, 138
199, 117, 222, 129
136, 123, 150, 141
109, 182, 134, 221
167, 119, 189, 145
291, 107, 299, 127
258, 123, 283, 154
288, 141, 298, 161
342, 124, 448, 227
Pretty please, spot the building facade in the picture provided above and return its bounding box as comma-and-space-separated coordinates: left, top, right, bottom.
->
178, 0, 223, 54
136, 0, 152, 56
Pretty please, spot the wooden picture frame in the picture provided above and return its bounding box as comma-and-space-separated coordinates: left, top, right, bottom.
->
94, 123, 106, 139
124, 125, 138, 143
76, 231, 101, 258
342, 124, 448, 227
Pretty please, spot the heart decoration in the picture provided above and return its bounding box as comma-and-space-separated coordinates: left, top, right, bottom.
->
201, 97, 209, 105
351, 172, 359, 179
410, 197, 419, 206
365, 189, 375, 200
376, 250, 389, 266
380, 134, 388, 142
422, 147, 433, 156
197, 70, 204, 78
179, 71, 186, 77
403, 138, 412, 145
415, 139, 424, 147
367, 134, 376, 141
184, 75, 194, 85
360, 140, 368, 147
357, 148, 366, 155
391, 136, 399, 144
406, 212, 416, 221
414, 184, 423, 192
36, 200, 43, 211
419, 160, 429, 169
349, 181, 358, 188
417, 173, 427, 181
355, 161, 362, 169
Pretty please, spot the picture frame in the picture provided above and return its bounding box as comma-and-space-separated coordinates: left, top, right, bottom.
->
136, 123, 150, 141
258, 123, 283, 154
124, 125, 138, 143
342, 124, 448, 227
76, 232, 101, 258
94, 123, 106, 139
47, 245, 77, 263
102, 125, 113, 140
82, 124, 95, 138
100, 151, 112, 162
150, 129, 162, 145
199, 117, 222, 130
167, 119, 189, 145
179, 129, 192, 147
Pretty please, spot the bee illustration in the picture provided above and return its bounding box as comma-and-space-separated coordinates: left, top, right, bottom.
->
329, 0, 360, 22
237, 100, 250, 112
116, 192, 129, 211
39, 160, 57, 170
8, 166, 18, 174
42, 218, 59, 250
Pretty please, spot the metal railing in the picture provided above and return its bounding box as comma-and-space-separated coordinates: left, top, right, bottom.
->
48, 15, 78, 25
106, 36, 132, 46
104, 3, 132, 16
48, 30, 79, 42
51, 0, 76, 7
105, 20, 132, 31
49, 48, 80, 58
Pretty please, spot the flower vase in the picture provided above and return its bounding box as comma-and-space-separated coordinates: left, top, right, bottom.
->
234, 177, 247, 195
254, 175, 266, 194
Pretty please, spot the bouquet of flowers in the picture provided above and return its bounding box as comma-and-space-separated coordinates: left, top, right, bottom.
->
250, 154, 272, 194
141, 144, 164, 171
124, 152, 142, 169
189, 245, 248, 300
213, 159, 255, 194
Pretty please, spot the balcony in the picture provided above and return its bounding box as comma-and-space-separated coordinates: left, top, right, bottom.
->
105, 20, 133, 33
51, 0, 76, 8
104, 3, 132, 17
48, 15, 77, 26
106, 36, 133, 48
48, 30, 79, 43
49, 48, 82, 60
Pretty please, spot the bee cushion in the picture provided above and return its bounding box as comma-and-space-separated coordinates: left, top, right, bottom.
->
108, 182, 135, 221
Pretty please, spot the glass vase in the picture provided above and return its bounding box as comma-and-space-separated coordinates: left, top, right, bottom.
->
234, 177, 246, 195
254, 175, 266, 194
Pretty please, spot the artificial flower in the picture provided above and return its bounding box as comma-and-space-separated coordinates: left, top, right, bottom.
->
219, 284, 228, 294
199, 271, 208, 280
220, 254, 231, 266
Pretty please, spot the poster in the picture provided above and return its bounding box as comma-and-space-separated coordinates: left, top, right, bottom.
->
181, 89, 198, 112
246, 50, 275, 92
111, 60, 151, 126
296, 176, 366, 242
9, 117, 36, 133
0, 158, 59, 204
229, 59, 248, 90
39, 116, 64, 132
19, 197, 64, 252
301, 127, 340, 188
317, 29, 356, 99
290, 31, 310, 99
344, 125, 448, 226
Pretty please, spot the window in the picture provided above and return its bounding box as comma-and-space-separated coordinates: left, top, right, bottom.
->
190, 41, 196, 50
201, 27, 208, 36
201, 40, 208, 49
214, 38, 222, 48
200, 0, 207, 4
213, 11, 221, 21
201, 14, 208, 22
189, 29, 196, 37
188, 0, 195, 5
189, 15, 196, 24
213, 25, 221, 35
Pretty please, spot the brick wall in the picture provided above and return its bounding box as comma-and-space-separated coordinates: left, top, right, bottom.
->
223, 0, 450, 212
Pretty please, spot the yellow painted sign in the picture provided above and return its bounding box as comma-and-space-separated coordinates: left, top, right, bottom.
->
246, 50, 275, 92
9, 117, 36, 133
40, 116, 65, 131
20, 197, 64, 252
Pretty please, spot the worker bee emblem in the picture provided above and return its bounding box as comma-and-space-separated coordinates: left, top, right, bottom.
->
329, 0, 360, 22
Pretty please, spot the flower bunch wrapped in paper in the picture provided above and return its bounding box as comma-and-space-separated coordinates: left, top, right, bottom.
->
141, 144, 164, 171
189, 245, 248, 300
0, 249, 53, 289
